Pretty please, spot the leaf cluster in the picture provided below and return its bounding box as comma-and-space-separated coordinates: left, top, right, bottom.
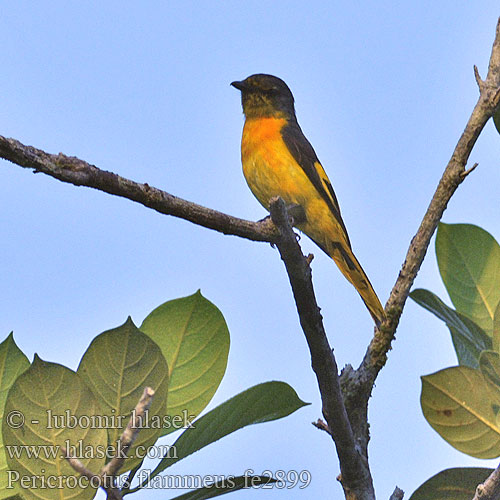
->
0, 292, 307, 500
410, 223, 500, 498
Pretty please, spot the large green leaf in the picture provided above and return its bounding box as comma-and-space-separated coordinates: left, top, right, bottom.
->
77, 317, 168, 471
140, 291, 229, 436
2, 356, 108, 500
0, 334, 29, 499
410, 288, 491, 368
167, 475, 276, 499
436, 223, 500, 335
409, 467, 493, 500
421, 366, 500, 458
128, 382, 308, 493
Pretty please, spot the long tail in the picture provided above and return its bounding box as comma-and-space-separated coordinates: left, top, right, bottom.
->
325, 239, 386, 327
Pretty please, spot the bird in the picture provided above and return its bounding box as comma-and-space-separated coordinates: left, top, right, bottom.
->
231, 73, 385, 326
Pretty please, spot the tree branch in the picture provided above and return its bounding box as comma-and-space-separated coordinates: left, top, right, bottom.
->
340, 16, 500, 459
389, 486, 404, 500
0, 136, 278, 243
473, 463, 500, 500
0, 131, 366, 498
64, 387, 155, 500
101, 387, 155, 478
269, 197, 373, 500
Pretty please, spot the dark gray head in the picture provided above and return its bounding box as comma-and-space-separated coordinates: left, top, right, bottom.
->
231, 74, 296, 119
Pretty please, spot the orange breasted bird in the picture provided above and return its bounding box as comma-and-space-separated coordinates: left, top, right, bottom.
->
231, 74, 385, 326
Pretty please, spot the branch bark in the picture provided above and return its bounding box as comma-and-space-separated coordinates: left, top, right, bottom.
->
340, 16, 500, 461
473, 464, 500, 500
0, 136, 278, 243
389, 487, 404, 500
269, 197, 374, 500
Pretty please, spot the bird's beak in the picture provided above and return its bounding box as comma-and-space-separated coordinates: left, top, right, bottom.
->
230, 80, 246, 91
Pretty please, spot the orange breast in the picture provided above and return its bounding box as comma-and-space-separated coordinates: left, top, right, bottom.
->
239, 117, 344, 252
241, 117, 286, 168
241, 117, 311, 210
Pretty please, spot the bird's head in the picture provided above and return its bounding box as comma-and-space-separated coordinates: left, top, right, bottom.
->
231, 74, 296, 119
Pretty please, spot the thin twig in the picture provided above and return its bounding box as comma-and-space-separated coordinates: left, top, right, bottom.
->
389, 486, 404, 500
460, 162, 479, 179
473, 463, 500, 500
312, 418, 331, 434
61, 449, 98, 482
64, 387, 155, 500
474, 65, 485, 91
101, 387, 155, 477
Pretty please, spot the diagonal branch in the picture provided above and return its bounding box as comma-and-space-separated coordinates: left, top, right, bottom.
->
341, 16, 500, 456
0, 135, 277, 243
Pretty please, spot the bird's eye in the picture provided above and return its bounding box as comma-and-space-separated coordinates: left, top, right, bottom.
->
265, 86, 279, 94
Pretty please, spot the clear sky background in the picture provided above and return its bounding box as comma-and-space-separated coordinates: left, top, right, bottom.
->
2, 2, 500, 499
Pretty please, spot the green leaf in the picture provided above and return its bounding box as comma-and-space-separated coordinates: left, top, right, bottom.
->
410, 289, 491, 368
77, 317, 169, 471
140, 291, 230, 436
479, 350, 500, 390
130, 382, 308, 492
421, 366, 500, 458
436, 223, 500, 335
2, 356, 108, 500
409, 467, 493, 500
0, 334, 29, 499
166, 475, 277, 499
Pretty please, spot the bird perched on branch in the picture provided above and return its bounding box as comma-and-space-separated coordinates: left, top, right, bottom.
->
231, 73, 385, 326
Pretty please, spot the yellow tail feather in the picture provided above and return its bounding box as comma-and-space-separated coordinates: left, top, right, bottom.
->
326, 241, 386, 327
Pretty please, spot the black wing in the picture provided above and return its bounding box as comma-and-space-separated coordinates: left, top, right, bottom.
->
281, 120, 351, 248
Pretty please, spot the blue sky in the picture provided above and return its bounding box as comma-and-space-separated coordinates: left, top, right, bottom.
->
2, 2, 500, 499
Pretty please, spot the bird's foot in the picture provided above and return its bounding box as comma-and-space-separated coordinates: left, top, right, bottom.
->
286, 203, 307, 226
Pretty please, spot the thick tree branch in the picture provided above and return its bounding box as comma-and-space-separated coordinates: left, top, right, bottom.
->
269, 197, 373, 500
0, 136, 277, 244
341, 17, 500, 457
473, 463, 500, 500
